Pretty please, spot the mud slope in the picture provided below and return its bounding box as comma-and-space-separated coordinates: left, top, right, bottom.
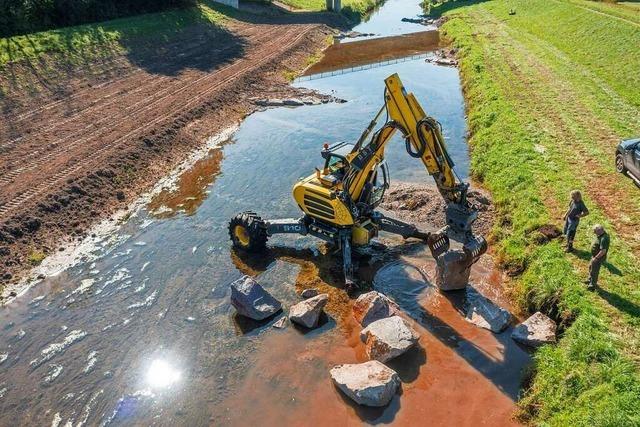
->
0, 6, 342, 289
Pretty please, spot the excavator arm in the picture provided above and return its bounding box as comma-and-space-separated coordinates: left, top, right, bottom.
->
344, 73, 479, 236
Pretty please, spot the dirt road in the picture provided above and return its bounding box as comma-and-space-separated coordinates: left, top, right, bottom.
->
0, 6, 341, 290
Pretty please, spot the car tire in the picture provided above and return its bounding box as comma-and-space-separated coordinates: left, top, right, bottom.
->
615, 154, 626, 173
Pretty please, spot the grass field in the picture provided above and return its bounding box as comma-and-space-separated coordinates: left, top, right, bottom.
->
438, 0, 640, 424
0, 1, 236, 68
277, 0, 380, 21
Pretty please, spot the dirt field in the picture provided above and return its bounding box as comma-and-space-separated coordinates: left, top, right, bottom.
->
0, 6, 345, 290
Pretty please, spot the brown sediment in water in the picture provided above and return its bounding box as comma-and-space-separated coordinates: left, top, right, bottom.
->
147, 147, 225, 218
218, 239, 529, 426
304, 31, 441, 76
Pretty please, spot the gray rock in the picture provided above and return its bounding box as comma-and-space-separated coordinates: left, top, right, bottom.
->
283, 98, 305, 106
230, 276, 281, 321
300, 288, 319, 299
360, 316, 420, 362
289, 294, 328, 328
465, 287, 511, 333
435, 250, 471, 291
330, 361, 400, 407
352, 291, 399, 327
511, 312, 557, 347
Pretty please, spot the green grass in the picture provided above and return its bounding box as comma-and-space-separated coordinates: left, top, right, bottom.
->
0, 1, 236, 67
27, 250, 46, 266
277, 0, 381, 22
438, 0, 640, 424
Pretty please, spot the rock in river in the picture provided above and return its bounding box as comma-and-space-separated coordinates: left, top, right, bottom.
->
352, 291, 399, 327
360, 316, 420, 362
300, 288, 319, 299
511, 311, 557, 347
465, 287, 511, 333
289, 293, 328, 328
230, 275, 282, 321
435, 249, 471, 291
330, 361, 400, 407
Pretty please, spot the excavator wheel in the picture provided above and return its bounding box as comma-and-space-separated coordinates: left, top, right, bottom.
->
229, 212, 268, 252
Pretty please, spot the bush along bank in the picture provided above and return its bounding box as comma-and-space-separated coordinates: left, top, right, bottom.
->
439, 2, 640, 425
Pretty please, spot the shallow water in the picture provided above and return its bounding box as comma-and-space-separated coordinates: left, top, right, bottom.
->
346, 0, 433, 41
0, 7, 528, 426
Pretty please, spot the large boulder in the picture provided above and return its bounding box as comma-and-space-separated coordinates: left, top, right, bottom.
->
465, 287, 511, 333
289, 294, 329, 328
330, 361, 400, 407
360, 316, 420, 362
352, 291, 399, 327
230, 276, 282, 321
511, 312, 557, 347
435, 250, 471, 291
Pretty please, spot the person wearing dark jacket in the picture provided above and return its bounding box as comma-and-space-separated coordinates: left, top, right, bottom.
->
563, 190, 589, 253
586, 224, 610, 290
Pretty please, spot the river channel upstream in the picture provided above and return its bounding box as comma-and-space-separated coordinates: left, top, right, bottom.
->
0, 1, 531, 425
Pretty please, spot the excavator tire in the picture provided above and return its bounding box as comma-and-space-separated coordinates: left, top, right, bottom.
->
229, 212, 268, 252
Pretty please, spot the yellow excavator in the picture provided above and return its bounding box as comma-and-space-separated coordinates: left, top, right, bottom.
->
229, 73, 487, 291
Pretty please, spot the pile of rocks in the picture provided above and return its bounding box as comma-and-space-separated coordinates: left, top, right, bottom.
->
230, 273, 558, 409
253, 96, 346, 108
400, 16, 444, 26
425, 48, 459, 67
330, 291, 419, 407
229, 276, 329, 330
334, 31, 376, 40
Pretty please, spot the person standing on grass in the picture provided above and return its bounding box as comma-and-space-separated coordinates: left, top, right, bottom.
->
586, 224, 610, 290
563, 190, 589, 252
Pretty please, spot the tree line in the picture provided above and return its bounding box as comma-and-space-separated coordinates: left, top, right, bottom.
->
0, 0, 197, 38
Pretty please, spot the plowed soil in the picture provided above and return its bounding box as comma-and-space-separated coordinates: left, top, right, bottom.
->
0, 7, 344, 289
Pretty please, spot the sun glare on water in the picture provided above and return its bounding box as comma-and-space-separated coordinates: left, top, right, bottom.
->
146, 359, 181, 388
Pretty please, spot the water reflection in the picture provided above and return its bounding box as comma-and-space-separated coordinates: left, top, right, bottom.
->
148, 147, 224, 218
146, 359, 181, 389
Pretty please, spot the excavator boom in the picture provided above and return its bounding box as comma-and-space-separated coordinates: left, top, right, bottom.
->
345, 73, 479, 235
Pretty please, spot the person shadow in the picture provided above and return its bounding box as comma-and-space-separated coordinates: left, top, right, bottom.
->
595, 287, 640, 318
570, 248, 623, 276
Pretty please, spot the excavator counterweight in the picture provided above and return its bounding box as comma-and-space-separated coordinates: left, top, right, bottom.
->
229, 73, 487, 292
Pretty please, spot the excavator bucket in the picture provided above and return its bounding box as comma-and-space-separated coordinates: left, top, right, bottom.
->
427, 232, 450, 259
462, 235, 488, 265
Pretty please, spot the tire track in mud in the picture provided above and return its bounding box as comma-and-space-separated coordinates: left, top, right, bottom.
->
0, 26, 314, 220
0, 25, 280, 159
0, 25, 265, 147
0, 26, 284, 182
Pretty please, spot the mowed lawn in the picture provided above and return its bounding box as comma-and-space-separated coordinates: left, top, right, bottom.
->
439, 0, 640, 425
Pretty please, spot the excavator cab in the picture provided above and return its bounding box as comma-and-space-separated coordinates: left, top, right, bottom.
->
318, 142, 351, 187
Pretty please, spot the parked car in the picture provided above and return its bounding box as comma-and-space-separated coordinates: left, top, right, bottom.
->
616, 137, 640, 187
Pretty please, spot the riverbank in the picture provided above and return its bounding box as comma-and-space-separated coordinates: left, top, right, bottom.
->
439, 0, 640, 424
0, 2, 346, 294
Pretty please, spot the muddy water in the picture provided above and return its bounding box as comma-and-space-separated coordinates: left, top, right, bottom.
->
0, 21, 527, 427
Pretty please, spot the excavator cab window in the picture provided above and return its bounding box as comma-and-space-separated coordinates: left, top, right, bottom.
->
369, 161, 390, 207
327, 155, 347, 174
